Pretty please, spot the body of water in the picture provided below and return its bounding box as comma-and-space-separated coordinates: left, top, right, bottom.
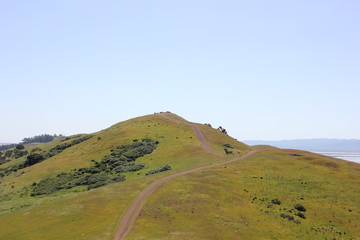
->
314, 152, 360, 164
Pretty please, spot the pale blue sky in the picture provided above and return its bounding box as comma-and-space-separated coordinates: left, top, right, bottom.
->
0, 0, 359, 142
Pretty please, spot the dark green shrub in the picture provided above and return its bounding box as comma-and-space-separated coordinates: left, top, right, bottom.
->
294, 204, 306, 212
13, 149, 28, 159
129, 163, 145, 172
146, 165, 171, 175
280, 213, 294, 221
112, 175, 126, 182
16, 144, 25, 150
224, 148, 233, 154
223, 144, 234, 149
296, 212, 306, 219
24, 153, 44, 167
271, 199, 281, 205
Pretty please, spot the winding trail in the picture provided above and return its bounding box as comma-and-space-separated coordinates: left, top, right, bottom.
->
160, 113, 218, 155
114, 114, 255, 240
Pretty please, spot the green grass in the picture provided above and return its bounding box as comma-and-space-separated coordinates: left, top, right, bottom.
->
0, 113, 248, 239
0, 177, 153, 240
126, 148, 360, 240
3, 113, 357, 240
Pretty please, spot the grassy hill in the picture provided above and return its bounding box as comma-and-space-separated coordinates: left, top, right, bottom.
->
0, 113, 359, 240
0, 112, 250, 239
126, 147, 360, 240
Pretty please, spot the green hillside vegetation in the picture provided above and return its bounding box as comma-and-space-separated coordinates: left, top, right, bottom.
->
0, 113, 250, 239
0, 144, 29, 165
146, 164, 172, 176
126, 147, 360, 240
0, 135, 93, 177
31, 138, 158, 195
0, 113, 358, 240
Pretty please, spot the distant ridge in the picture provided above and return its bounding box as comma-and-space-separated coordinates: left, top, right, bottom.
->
243, 139, 360, 152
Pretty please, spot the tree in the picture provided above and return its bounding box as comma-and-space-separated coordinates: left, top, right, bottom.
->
21, 134, 57, 144
24, 153, 44, 167
16, 144, 25, 150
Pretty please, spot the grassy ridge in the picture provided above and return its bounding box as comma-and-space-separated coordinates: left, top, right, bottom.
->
0, 113, 250, 239
126, 148, 360, 240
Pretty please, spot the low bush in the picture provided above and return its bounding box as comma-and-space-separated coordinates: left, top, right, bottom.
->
224, 148, 233, 154
296, 212, 306, 219
294, 203, 306, 212
13, 149, 28, 159
23, 153, 44, 167
280, 213, 294, 221
16, 144, 25, 150
146, 165, 171, 175
223, 144, 234, 149
271, 199, 281, 205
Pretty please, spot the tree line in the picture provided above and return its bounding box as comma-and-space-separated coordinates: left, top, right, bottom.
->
21, 134, 64, 144
0, 134, 64, 151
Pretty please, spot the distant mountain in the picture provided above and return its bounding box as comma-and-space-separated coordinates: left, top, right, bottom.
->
242, 139, 360, 152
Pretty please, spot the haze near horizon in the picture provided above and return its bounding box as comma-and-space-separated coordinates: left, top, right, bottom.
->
1, 1, 359, 142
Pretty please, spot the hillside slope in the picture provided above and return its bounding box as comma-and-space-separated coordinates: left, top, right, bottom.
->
0, 112, 250, 240
126, 147, 360, 239
2, 113, 359, 240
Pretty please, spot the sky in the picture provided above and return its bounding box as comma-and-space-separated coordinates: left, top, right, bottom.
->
0, 0, 359, 143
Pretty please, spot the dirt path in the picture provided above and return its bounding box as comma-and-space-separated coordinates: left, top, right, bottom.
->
113, 114, 255, 240
159, 113, 218, 155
